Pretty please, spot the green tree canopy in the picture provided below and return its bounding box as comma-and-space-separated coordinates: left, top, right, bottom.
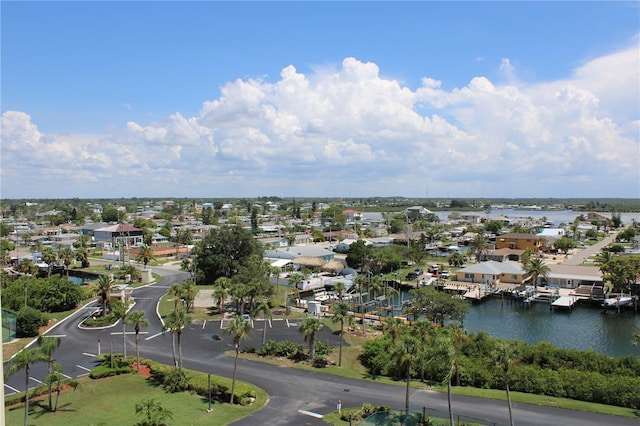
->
195, 225, 263, 284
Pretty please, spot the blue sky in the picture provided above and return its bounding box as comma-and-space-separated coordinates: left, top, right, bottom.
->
2, 1, 639, 199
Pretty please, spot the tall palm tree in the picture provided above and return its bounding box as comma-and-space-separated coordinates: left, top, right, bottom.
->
213, 284, 228, 314
411, 319, 435, 382
299, 317, 324, 360
180, 280, 198, 312
395, 333, 419, 410
37, 335, 62, 411
449, 323, 469, 386
354, 274, 368, 335
96, 274, 114, 317
125, 310, 150, 372
164, 307, 190, 368
368, 275, 384, 311
224, 315, 251, 404
45, 363, 78, 412
111, 300, 130, 358
288, 273, 304, 306
252, 297, 272, 345
58, 246, 75, 277
6, 348, 49, 426
492, 341, 520, 426
523, 258, 550, 293
41, 247, 56, 278
469, 233, 489, 263
169, 282, 185, 311
331, 302, 354, 367
136, 244, 155, 268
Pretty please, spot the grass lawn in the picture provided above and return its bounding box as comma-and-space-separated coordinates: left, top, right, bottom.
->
5, 372, 268, 426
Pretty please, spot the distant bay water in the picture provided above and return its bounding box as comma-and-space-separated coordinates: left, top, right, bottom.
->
433, 209, 640, 225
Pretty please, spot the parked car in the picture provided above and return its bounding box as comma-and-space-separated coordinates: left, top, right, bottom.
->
406, 268, 423, 280
428, 264, 440, 274
440, 270, 451, 278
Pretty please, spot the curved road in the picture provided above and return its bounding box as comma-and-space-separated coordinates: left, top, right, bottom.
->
4, 264, 639, 426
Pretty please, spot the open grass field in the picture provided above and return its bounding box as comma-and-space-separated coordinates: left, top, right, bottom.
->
4, 371, 268, 426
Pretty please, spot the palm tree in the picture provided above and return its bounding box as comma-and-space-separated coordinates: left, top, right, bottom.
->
111, 300, 130, 358
224, 315, 251, 404
180, 280, 198, 312
369, 275, 384, 311
41, 247, 56, 278
449, 323, 469, 386
125, 310, 150, 372
96, 274, 114, 317
333, 281, 346, 301
137, 244, 155, 268
492, 341, 520, 426
75, 247, 89, 268
383, 316, 406, 345
395, 333, 419, 410
169, 282, 185, 311
411, 319, 435, 382
58, 246, 75, 277
45, 363, 78, 412
6, 348, 49, 426
299, 317, 324, 360
354, 274, 368, 335
595, 250, 614, 270
37, 335, 62, 411
469, 233, 489, 263
288, 273, 304, 306
164, 307, 190, 368
331, 302, 354, 367
448, 252, 465, 268
252, 297, 272, 345
523, 257, 550, 293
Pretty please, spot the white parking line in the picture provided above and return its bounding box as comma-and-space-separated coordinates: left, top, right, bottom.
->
83, 352, 96, 357
145, 331, 167, 341
76, 365, 91, 372
110, 331, 149, 335
298, 409, 323, 419
46, 334, 67, 338
202, 320, 207, 329
4, 383, 19, 393
30, 377, 43, 384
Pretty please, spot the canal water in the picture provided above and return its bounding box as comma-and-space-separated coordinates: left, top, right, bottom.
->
459, 298, 640, 357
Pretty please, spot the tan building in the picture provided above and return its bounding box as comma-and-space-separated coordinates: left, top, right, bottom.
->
495, 233, 544, 252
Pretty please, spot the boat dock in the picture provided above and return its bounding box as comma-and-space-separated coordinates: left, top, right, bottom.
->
551, 296, 579, 309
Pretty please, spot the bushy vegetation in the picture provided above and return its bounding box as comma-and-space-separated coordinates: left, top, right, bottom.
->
15, 306, 48, 337
257, 339, 333, 363
361, 328, 640, 409
2, 275, 85, 312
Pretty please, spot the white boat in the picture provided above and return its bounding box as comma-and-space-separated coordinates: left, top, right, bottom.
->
602, 296, 633, 308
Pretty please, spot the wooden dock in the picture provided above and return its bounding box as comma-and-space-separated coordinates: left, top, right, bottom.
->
551, 296, 579, 309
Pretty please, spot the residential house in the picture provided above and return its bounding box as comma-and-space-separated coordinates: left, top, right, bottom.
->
455, 260, 526, 286
495, 233, 544, 253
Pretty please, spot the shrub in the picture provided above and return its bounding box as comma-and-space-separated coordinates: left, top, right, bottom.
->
16, 306, 46, 337
312, 356, 328, 368
163, 368, 191, 393
314, 340, 333, 357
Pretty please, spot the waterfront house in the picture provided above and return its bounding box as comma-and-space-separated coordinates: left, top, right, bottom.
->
455, 260, 527, 286
544, 264, 603, 289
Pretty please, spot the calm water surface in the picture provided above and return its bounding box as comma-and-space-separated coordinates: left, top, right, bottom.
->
462, 298, 640, 357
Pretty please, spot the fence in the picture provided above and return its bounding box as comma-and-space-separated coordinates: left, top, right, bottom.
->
2, 308, 17, 343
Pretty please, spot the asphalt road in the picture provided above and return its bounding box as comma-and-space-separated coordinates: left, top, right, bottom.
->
5, 265, 640, 426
